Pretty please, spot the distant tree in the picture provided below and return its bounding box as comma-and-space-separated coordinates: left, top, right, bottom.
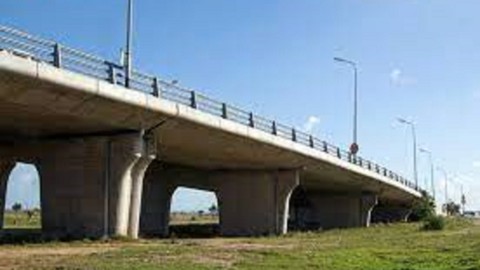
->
12, 202, 22, 213
410, 191, 436, 221
443, 201, 461, 216
197, 210, 204, 216
208, 204, 218, 215
11, 202, 22, 226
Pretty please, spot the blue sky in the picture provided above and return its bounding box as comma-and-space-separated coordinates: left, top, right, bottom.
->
1, 0, 479, 211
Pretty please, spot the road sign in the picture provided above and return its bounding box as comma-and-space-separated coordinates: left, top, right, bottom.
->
350, 143, 359, 155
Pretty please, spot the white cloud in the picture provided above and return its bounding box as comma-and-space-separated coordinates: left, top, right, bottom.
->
473, 161, 480, 168
303, 116, 320, 132
390, 68, 416, 86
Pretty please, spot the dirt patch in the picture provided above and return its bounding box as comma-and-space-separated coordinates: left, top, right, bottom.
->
0, 245, 117, 269
187, 238, 294, 251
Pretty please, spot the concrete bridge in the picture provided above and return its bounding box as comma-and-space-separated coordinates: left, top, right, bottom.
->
0, 25, 421, 239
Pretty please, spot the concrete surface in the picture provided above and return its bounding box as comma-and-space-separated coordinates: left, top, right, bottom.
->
0, 51, 422, 238
0, 161, 14, 230
4, 132, 157, 239
289, 190, 378, 230
371, 204, 413, 223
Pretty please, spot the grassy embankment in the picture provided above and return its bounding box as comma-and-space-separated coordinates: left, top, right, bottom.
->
1, 211, 479, 270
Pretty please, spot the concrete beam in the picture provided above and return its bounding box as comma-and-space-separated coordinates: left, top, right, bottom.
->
0, 161, 15, 229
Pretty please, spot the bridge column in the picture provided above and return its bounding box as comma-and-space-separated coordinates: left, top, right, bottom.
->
290, 191, 377, 230
0, 161, 15, 230
360, 193, 378, 227
215, 169, 299, 236
37, 132, 154, 239
127, 134, 156, 239
139, 160, 176, 237
371, 203, 412, 223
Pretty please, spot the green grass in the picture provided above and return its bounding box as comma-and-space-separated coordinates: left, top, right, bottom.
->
3, 211, 41, 229
1, 218, 479, 269
3, 211, 217, 229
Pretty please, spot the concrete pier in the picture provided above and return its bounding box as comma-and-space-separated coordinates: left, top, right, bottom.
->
371, 203, 412, 223
140, 163, 300, 237
0, 161, 14, 230
289, 190, 377, 230
37, 132, 155, 239
215, 170, 299, 236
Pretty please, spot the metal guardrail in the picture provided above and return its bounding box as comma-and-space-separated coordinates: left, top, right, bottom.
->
0, 25, 420, 192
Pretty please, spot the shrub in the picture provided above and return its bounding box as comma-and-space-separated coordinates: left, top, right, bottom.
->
422, 215, 445, 231
410, 191, 436, 221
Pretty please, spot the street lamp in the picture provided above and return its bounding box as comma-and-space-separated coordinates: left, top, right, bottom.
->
124, 0, 134, 88
397, 118, 418, 188
334, 57, 359, 155
419, 148, 435, 200
437, 167, 449, 214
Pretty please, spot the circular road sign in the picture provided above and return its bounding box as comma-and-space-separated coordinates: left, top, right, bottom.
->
350, 143, 359, 155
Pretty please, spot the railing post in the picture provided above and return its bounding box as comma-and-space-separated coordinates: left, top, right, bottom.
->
323, 141, 328, 153
222, 103, 228, 119
53, 43, 62, 68
249, 112, 255, 127
108, 64, 117, 85
153, 77, 160, 97
292, 128, 296, 142
272, 121, 277, 135
309, 135, 314, 148
190, 91, 197, 108
337, 148, 341, 158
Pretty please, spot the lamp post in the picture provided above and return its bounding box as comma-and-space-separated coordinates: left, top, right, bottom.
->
419, 148, 435, 199
397, 118, 418, 188
124, 0, 134, 88
334, 57, 359, 155
437, 167, 449, 214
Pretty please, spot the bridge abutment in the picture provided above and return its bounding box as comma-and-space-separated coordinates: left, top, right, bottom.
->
37, 132, 155, 239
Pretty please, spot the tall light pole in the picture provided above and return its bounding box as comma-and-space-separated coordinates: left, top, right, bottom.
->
420, 148, 435, 200
397, 118, 418, 188
125, 0, 134, 88
437, 167, 449, 214
334, 57, 359, 155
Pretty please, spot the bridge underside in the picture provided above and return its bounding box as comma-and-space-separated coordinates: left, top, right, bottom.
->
0, 53, 419, 239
